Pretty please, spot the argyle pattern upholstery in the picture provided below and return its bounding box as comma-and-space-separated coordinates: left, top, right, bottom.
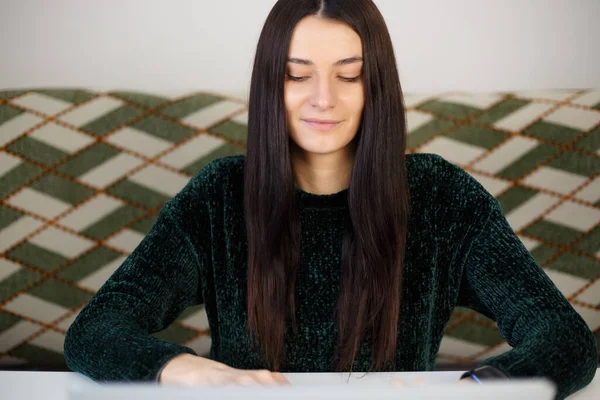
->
0, 88, 599, 371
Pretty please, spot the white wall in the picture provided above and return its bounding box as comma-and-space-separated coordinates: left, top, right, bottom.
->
0, 0, 598, 100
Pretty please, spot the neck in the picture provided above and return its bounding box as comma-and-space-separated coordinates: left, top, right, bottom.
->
290, 141, 356, 195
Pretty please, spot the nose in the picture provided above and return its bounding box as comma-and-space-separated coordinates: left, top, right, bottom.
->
309, 76, 336, 110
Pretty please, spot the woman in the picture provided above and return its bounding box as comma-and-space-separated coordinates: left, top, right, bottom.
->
63, 0, 597, 398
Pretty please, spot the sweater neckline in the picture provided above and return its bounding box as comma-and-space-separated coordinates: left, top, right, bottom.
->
295, 186, 349, 209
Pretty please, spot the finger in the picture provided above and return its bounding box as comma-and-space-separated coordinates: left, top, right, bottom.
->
250, 369, 281, 385
391, 377, 406, 387
273, 372, 291, 385
412, 378, 425, 387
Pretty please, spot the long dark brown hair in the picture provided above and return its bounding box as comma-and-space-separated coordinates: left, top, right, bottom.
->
244, 0, 409, 373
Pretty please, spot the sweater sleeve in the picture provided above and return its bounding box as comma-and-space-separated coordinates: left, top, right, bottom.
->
456, 198, 598, 399
63, 172, 209, 382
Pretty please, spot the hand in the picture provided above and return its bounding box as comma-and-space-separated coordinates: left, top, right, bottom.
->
158, 354, 291, 386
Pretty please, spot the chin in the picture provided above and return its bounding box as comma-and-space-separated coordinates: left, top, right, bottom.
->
290, 124, 358, 155
291, 137, 341, 154
303, 147, 342, 155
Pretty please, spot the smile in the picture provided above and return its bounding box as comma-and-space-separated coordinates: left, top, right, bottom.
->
301, 119, 342, 131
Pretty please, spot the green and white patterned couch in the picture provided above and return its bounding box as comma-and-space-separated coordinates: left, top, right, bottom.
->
0, 88, 599, 371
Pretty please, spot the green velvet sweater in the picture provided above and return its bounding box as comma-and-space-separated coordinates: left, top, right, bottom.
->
63, 154, 597, 399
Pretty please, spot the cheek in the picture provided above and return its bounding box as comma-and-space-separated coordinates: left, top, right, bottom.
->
342, 89, 365, 120
284, 86, 307, 117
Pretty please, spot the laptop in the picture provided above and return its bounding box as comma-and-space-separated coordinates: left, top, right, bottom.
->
67, 375, 556, 400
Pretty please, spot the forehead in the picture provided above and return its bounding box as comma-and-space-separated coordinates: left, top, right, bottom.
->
288, 16, 363, 62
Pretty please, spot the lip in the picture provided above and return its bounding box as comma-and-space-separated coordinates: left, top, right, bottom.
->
301, 118, 342, 131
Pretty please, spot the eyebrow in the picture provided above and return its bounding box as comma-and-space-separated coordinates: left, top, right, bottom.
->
287, 56, 363, 66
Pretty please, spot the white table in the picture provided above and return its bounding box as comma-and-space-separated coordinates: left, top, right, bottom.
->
3, 369, 600, 399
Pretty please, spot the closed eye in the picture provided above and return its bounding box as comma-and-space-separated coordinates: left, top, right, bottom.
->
286, 74, 308, 82
285, 74, 361, 83
339, 76, 360, 83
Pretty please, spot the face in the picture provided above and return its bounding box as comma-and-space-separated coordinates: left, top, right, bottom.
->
284, 16, 365, 158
